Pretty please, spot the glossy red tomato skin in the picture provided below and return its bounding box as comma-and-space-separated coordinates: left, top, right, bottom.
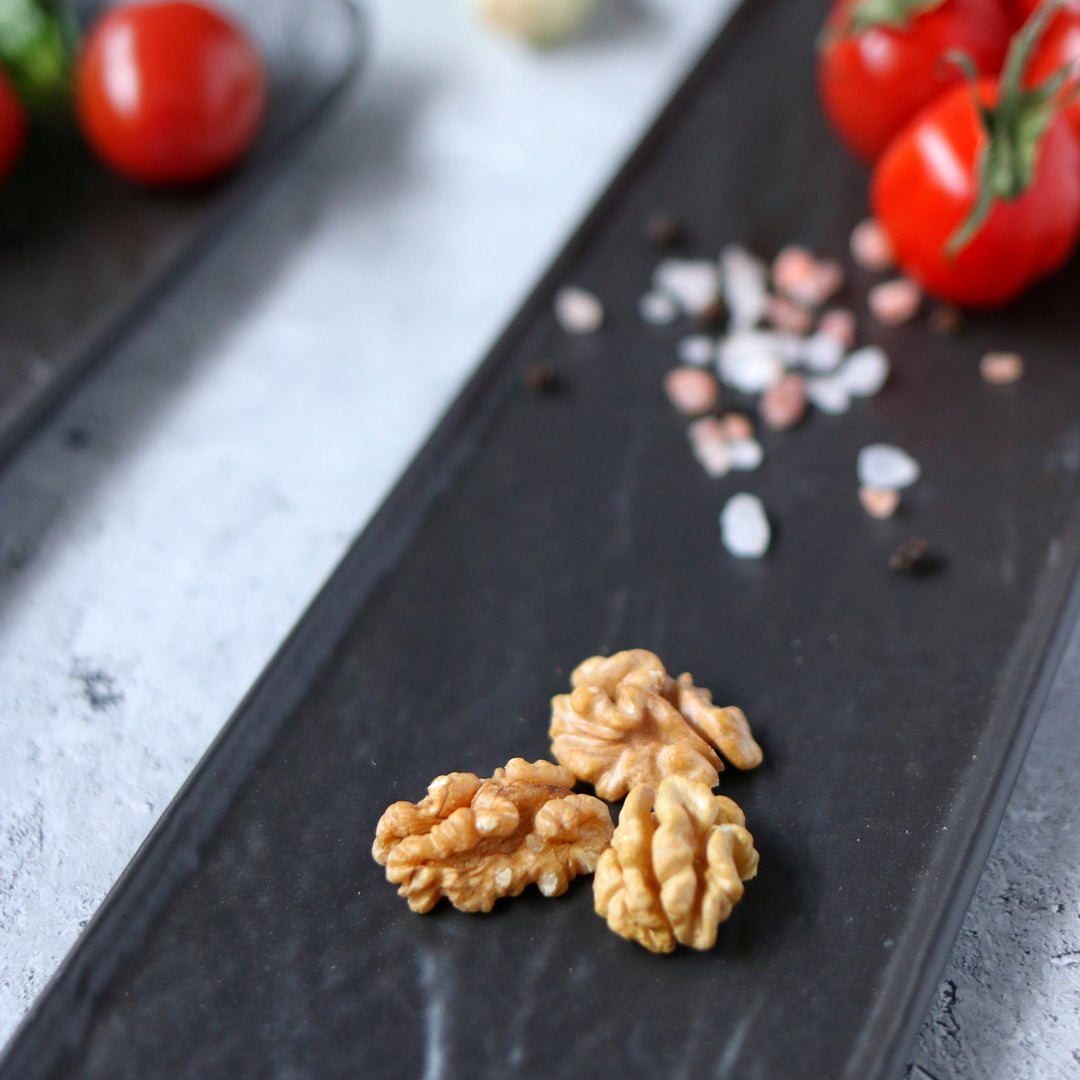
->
1014, 0, 1080, 21
76, 1, 267, 185
818, 0, 1013, 164
0, 66, 26, 183
872, 78, 1080, 307
1026, 10, 1080, 142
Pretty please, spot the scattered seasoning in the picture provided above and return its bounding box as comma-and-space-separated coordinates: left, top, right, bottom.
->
837, 346, 890, 397
676, 334, 716, 367
800, 330, 844, 373
849, 218, 895, 272
760, 373, 808, 431
980, 351, 1024, 385
868, 278, 922, 326
719, 346, 785, 394
664, 367, 720, 416
858, 444, 921, 491
639, 290, 679, 325
647, 212, 682, 248
720, 493, 771, 558
728, 437, 765, 471
721, 244, 768, 329
930, 304, 963, 335
524, 362, 560, 394
859, 486, 900, 519
698, 294, 729, 327
722, 413, 755, 441
889, 536, 937, 575
818, 307, 856, 348
772, 245, 844, 308
654, 258, 721, 317
766, 294, 814, 335
687, 418, 733, 477
555, 285, 604, 334
805, 374, 851, 415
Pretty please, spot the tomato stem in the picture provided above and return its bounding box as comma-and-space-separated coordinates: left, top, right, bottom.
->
947, 0, 1070, 255
847, 0, 947, 33
0, 0, 79, 122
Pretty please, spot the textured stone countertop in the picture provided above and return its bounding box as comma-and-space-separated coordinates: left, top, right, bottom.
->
1, 0, 1078, 1075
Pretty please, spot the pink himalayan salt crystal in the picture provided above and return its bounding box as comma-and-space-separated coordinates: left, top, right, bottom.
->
859, 486, 901, 519
663, 367, 719, 416
818, 307, 856, 348
687, 417, 731, 477
766, 294, 814, 335
850, 218, 895, 272
868, 278, 922, 326
980, 351, 1024, 385
760, 374, 808, 431
722, 412, 755, 440
772, 245, 845, 308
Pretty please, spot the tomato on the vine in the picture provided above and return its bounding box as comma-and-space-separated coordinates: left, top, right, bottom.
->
818, 0, 1013, 164
1025, 6, 1080, 142
0, 66, 27, 183
871, 6, 1080, 307
76, 1, 267, 186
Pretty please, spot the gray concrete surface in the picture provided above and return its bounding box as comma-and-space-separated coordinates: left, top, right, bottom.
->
1, 0, 1078, 1075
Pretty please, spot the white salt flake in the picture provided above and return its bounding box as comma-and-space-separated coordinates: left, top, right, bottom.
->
858, 444, 921, 491
654, 258, 721, 316
721, 245, 768, 330
728, 438, 764, 471
639, 291, 679, 325
677, 334, 716, 367
687, 418, 732, 478
838, 346, 890, 397
800, 331, 845, 373
720, 493, 771, 558
718, 349, 785, 394
806, 375, 851, 415
555, 286, 603, 334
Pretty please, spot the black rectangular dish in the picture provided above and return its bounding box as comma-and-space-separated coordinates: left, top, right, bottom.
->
5, 0, 1080, 1076
0, 0, 363, 469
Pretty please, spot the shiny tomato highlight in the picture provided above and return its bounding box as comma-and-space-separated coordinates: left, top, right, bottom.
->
76, 1, 267, 185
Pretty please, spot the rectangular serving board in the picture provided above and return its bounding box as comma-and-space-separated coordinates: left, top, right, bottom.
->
0, 0, 363, 469
5, 0, 1080, 1077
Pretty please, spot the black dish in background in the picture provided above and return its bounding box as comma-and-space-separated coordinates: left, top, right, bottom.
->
5, 0, 1080, 1076
0, 0, 365, 471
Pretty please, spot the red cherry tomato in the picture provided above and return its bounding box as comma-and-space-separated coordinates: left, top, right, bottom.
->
818, 0, 1013, 164
76, 1, 267, 185
1026, 10, 1080, 142
0, 66, 26, 183
871, 77, 1080, 306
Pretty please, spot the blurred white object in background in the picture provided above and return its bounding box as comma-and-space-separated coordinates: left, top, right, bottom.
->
472, 0, 598, 44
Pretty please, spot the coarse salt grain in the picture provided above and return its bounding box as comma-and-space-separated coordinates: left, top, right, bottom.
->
639, 291, 679, 325
818, 308, 856, 348
850, 219, 895, 272
555, 285, 604, 334
654, 258, 721, 316
721, 244, 769, 329
773, 246, 844, 308
687, 418, 731, 477
805, 375, 851, 415
720, 493, 771, 558
760, 374, 808, 431
766, 294, 814, 335
663, 367, 720, 416
718, 349, 785, 394
980, 351, 1024, 385
859, 486, 901, 519
722, 413, 755, 441
837, 345, 890, 397
677, 334, 716, 367
868, 278, 922, 326
800, 331, 845, 373
858, 444, 920, 490
728, 437, 765, 471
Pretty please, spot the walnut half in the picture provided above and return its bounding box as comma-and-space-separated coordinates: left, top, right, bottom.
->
593, 777, 758, 953
549, 649, 763, 801
372, 758, 614, 913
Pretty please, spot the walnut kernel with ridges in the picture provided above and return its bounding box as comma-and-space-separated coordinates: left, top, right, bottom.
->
372, 758, 613, 913
593, 777, 758, 953
549, 650, 762, 801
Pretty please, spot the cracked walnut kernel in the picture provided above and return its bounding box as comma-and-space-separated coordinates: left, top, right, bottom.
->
372, 758, 613, 913
593, 777, 758, 953
549, 650, 762, 801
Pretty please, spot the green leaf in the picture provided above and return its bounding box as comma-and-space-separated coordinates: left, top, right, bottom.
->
0, 0, 79, 120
